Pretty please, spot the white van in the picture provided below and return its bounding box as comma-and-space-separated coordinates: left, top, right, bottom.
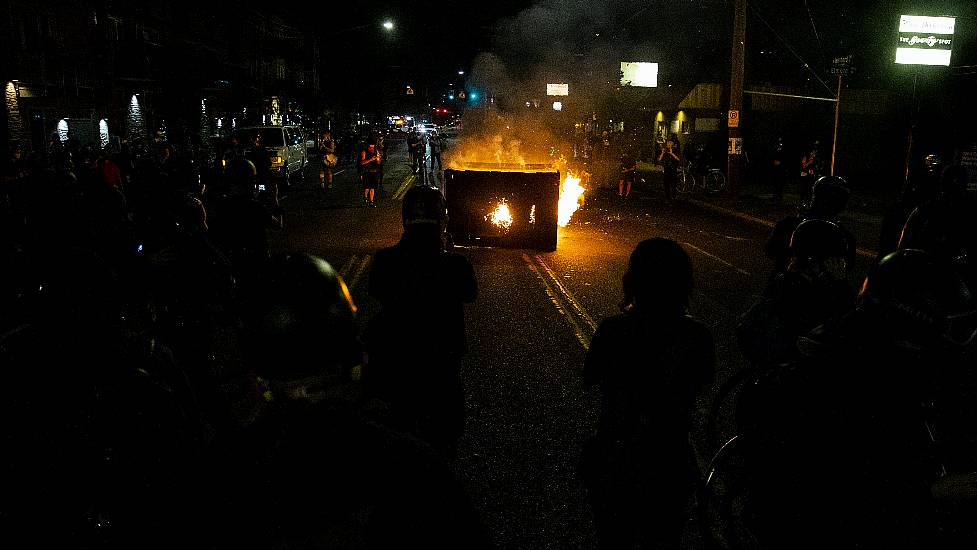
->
234, 125, 308, 184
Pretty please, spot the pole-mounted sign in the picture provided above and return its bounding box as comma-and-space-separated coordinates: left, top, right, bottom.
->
895, 15, 955, 66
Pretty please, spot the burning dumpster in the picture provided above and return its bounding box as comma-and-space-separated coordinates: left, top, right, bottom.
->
444, 163, 562, 251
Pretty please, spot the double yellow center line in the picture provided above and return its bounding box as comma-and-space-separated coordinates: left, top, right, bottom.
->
522, 253, 597, 350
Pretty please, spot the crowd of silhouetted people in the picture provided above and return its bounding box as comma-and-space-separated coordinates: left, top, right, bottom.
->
2, 135, 977, 549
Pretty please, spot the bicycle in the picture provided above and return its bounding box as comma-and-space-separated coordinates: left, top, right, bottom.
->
676, 162, 727, 195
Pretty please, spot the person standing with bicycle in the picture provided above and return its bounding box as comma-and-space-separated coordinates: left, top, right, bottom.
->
658, 135, 681, 202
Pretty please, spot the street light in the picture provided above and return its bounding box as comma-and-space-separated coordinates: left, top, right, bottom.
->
383, 20, 394, 31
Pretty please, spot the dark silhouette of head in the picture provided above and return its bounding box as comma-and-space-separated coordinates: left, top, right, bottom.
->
621, 238, 693, 315
241, 253, 359, 382
806, 176, 850, 218
789, 218, 848, 267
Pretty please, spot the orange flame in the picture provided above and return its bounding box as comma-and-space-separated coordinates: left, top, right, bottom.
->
558, 172, 585, 227
487, 200, 513, 230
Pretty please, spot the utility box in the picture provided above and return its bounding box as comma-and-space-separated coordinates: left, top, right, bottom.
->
444, 164, 560, 251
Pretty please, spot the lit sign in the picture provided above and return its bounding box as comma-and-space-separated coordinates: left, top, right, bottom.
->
896, 15, 955, 66
620, 62, 659, 87
546, 83, 569, 96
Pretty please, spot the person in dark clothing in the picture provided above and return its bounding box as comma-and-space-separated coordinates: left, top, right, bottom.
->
363, 186, 478, 457
211, 252, 492, 549
205, 156, 282, 293
245, 132, 273, 198
359, 140, 383, 206
770, 138, 787, 202
618, 150, 637, 199
738, 219, 856, 369
658, 136, 681, 201
581, 238, 715, 549
764, 175, 855, 287
727, 249, 976, 549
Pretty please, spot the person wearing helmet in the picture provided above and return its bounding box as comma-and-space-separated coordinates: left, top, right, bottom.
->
739, 219, 856, 368
363, 186, 477, 457
764, 175, 855, 286
897, 163, 977, 292
731, 248, 975, 549
210, 252, 492, 549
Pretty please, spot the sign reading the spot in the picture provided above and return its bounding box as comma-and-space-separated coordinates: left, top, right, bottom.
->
896, 15, 955, 66
546, 83, 569, 96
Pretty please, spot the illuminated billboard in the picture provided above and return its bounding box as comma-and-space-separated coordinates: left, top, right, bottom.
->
547, 83, 569, 96
895, 15, 955, 66
620, 62, 659, 87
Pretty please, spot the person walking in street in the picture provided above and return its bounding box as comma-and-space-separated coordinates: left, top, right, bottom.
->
618, 149, 637, 200
359, 139, 382, 207
580, 238, 715, 549
430, 131, 444, 173
319, 131, 337, 190
658, 136, 681, 202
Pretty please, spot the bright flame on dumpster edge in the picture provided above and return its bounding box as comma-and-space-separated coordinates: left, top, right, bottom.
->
488, 200, 513, 230
558, 172, 585, 227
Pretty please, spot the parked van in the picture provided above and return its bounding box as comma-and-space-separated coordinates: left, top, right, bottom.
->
233, 125, 308, 186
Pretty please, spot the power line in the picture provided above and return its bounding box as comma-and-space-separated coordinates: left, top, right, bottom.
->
748, 2, 835, 97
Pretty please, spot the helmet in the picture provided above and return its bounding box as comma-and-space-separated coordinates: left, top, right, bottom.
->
241, 253, 359, 380
788, 219, 849, 263
858, 249, 977, 348
807, 176, 850, 218
402, 186, 448, 229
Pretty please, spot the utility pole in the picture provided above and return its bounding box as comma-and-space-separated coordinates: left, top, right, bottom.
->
727, 0, 746, 197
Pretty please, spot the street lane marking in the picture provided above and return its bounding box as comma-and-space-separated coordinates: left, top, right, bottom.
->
682, 241, 752, 277
393, 174, 416, 200
533, 255, 598, 333
523, 254, 592, 350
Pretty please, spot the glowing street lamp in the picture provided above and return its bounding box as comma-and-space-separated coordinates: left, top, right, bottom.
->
382, 20, 394, 31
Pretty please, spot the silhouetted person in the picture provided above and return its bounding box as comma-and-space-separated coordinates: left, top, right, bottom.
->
206, 156, 281, 293
581, 238, 715, 549
732, 249, 975, 549
738, 219, 856, 369
764, 175, 855, 287
0, 246, 204, 548
212, 252, 492, 549
363, 186, 478, 457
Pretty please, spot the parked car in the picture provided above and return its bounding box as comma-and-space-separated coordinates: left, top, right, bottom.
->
233, 125, 307, 187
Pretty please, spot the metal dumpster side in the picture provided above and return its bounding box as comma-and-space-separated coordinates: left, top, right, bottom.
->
443, 166, 560, 251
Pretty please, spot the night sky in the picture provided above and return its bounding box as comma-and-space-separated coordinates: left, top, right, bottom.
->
282, 0, 975, 105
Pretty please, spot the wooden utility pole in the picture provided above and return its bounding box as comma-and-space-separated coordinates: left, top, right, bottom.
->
727, 0, 746, 196
830, 74, 842, 175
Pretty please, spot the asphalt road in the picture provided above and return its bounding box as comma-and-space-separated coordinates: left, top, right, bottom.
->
271, 143, 876, 549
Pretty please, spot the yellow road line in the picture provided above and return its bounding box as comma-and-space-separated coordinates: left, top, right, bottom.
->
523, 254, 592, 350
393, 174, 416, 200
533, 255, 598, 332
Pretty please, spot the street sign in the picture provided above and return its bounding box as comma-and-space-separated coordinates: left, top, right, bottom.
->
728, 137, 743, 155
728, 110, 739, 128
406, 86, 414, 95
458, 90, 466, 99
830, 55, 853, 76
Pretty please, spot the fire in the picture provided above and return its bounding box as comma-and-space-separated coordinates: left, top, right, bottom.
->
558, 172, 585, 227
487, 200, 513, 230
